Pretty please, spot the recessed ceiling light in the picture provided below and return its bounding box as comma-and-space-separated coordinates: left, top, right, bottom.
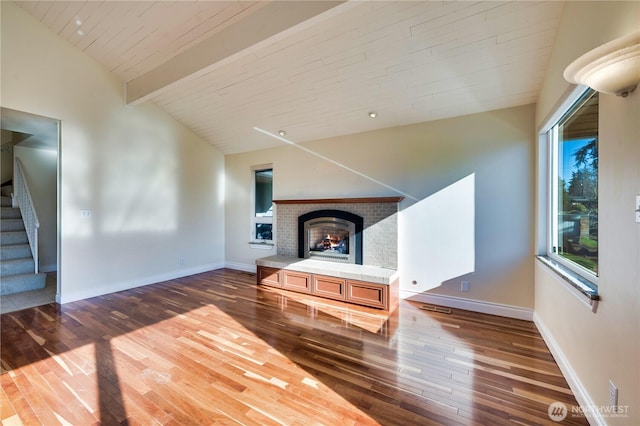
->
278, 130, 287, 136
75, 18, 82, 26
368, 111, 377, 118
77, 30, 84, 36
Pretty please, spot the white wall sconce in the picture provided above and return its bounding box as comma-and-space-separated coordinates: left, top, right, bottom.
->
564, 31, 640, 97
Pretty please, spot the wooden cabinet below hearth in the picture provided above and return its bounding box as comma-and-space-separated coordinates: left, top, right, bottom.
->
257, 265, 397, 311
257, 266, 280, 287
347, 280, 386, 309
313, 275, 346, 301
282, 270, 312, 293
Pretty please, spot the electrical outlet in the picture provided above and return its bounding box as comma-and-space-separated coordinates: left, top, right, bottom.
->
80, 209, 92, 218
179, 257, 185, 266
609, 380, 618, 407
635, 195, 640, 223
461, 281, 469, 292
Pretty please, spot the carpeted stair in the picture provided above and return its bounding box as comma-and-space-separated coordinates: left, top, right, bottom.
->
0, 183, 11, 207
1, 205, 46, 295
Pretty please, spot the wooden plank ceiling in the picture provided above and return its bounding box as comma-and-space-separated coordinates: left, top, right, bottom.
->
15, 1, 565, 155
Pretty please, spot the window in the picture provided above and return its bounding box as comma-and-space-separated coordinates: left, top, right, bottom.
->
547, 89, 598, 283
252, 166, 273, 243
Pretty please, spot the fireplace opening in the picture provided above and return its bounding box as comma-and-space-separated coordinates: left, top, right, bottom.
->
298, 210, 363, 264
308, 218, 352, 261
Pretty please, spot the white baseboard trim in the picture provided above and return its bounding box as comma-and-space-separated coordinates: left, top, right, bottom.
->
225, 262, 256, 273
400, 291, 534, 321
533, 312, 605, 426
58, 262, 225, 304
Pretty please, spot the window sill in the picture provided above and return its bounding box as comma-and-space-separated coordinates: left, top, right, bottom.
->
249, 242, 274, 250
536, 255, 600, 310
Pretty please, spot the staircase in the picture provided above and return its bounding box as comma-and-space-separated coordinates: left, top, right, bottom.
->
1, 186, 46, 295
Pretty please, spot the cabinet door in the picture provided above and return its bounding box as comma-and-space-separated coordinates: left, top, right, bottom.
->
313, 275, 346, 301
347, 280, 387, 309
282, 270, 312, 293
257, 266, 281, 287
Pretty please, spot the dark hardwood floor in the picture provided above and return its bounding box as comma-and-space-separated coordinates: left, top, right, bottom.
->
1, 269, 587, 425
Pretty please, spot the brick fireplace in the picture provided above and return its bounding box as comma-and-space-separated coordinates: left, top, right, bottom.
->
273, 197, 402, 269
256, 197, 402, 311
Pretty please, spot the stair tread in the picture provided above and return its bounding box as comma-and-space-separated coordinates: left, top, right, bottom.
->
0, 219, 26, 231
0, 244, 32, 260
0, 243, 31, 255
1, 231, 29, 246
0, 272, 47, 295
2, 257, 34, 264
1, 272, 46, 278
1, 257, 36, 277
0, 244, 31, 254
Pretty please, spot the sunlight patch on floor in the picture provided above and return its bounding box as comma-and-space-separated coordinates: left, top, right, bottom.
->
109, 303, 379, 425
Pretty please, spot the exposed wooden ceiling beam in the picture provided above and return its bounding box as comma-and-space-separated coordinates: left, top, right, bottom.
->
125, 1, 348, 105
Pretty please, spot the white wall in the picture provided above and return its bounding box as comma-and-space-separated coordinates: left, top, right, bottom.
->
534, 2, 640, 424
226, 105, 536, 311
14, 145, 57, 272
1, 2, 226, 302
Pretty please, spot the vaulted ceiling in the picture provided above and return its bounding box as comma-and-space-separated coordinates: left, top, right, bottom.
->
15, 1, 565, 155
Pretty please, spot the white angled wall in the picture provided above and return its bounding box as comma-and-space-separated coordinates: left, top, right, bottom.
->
1, 3, 226, 302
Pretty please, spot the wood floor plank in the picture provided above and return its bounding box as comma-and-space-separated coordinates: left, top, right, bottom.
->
0, 379, 17, 422
1, 269, 588, 425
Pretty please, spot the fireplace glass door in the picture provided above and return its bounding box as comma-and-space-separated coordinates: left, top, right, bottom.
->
305, 217, 355, 263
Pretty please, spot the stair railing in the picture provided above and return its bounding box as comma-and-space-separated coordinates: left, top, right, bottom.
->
14, 157, 40, 273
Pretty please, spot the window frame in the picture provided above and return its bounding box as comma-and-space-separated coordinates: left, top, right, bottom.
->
540, 86, 599, 288
250, 164, 274, 245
